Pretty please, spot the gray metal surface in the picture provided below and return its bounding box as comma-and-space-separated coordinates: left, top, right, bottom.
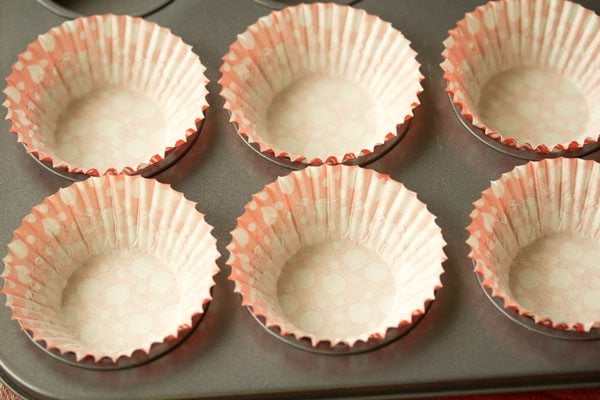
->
36, 0, 174, 18
0, 0, 599, 399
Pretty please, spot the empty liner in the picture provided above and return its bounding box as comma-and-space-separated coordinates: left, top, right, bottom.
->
2, 175, 219, 362
3, 14, 208, 176
467, 158, 600, 331
441, 0, 600, 153
227, 165, 446, 347
220, 3, 422, 165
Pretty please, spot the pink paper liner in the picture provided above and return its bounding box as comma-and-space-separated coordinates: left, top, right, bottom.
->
219, 3, 423, 166
466, 158, 600, 332
3, 14, 209, 176
441, 0, 600, 153
227, 165, 446, 347
2, 175, 220, 362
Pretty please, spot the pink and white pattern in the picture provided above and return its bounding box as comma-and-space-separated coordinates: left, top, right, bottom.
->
220, 3, 422, 165
3, 15, 209, 176
227, 165, 446, 347
467, 158, 600, 331
442, 0, 600, 153
2, 175, 220, 362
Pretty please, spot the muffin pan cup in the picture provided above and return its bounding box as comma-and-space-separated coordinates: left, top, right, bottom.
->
2, 175, 220, 364
36, 0, 175, 19
236, 119, 411, 170
474, 269, 600, 341
253, 0, 359, 11
22, 309, 208, 370
220, 2, 423, 167
3, 14, 209, 177
227, 165, 446, 352
447, 94, 600, 161
442, 0, 600, 155
25, 119, 204, 181
247, 300, 434, 355
467, 158, 600, 333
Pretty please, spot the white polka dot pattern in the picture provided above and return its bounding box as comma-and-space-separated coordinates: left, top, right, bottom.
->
2, 175, 220, 362
442, 0, 600, 153
479, 67, 589, 148
467, 158, 600, 331
509, 233, 600, 324
266, 74, 382, 160
277, 240, 395, 338
60, 250, 180, 355
55, 87, 167, 171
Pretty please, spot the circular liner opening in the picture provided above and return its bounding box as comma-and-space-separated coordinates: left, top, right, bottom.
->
467, 158, 600, 333
3, 176, 219, 365
23, 306, 208, 370
254, 0, 359, 10
448, 95, 600, 160
27, 119, 203, 181
475, 271, 600, 341
442, 0, 600, 154
4, 15, 208, 177
248, 300, 433, 355
237, 119, 410, 170
36, 0, 174, 19
228, 166, 446, 352
220, 3, 422, 166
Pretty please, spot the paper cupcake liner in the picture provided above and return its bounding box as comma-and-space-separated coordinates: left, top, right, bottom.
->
2, 175, 219, 362
219, 3, 422, 165
441, 0, 600, 153
3, 14, 208, 176
227, 165, 446, 348
467, 158, 600, 332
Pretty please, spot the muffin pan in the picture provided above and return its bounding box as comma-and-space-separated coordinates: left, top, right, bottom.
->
0, 0, 599, 399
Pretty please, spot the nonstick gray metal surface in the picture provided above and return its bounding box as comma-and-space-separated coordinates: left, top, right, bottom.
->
0, 1, 599, 399
35, 0, 174, 18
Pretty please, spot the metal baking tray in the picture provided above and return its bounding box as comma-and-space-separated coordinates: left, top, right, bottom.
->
0, 0, 599, 399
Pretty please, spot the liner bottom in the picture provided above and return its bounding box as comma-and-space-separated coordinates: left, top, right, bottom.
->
478, 67, 589, 148
276, 239, 396, 339
60, 248, 181, 356
507, 233, 600, 326
266, 73, 383, 161
54, 86, 168, 172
